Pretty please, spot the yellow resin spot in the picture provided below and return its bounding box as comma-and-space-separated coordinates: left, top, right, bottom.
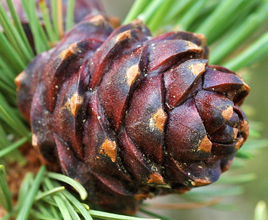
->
198, 135, 212, 152
107, 16, 120, 28
134, 193, 149, 201
221, 106, 233, 120
60, 43, 79, 60
116, 30, 132, 41
90, 15, 106, 25
148, 173, 166, 185
233, 128, 239, 139
32, 134, 39, 150
15, 71, 26, 90
126, 65, 140, 86
241, 119, 249, 135
189, 63, 206, 76
235, 137, 244, 151
187, 41, 202, 51
152, 108, 167, 133
242, 83, 250, 92
191, 178, 211, 186
70, 93, 84, 117
131, 19, 145, 28
193, 33, 207, 47
100, 138, 117, 162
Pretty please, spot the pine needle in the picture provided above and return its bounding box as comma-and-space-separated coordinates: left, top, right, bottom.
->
0, 133, 31, 158
216, 173, 257, 184
0, 31, 26, 71
0, 165, 12, 212
224, 31, 268, 71
35, 186, 65, 201
43, 177, 73, 220
143, 198, 221, 210
123, 0, 151, 24
5, 0, 34, 58
60, 189, 94, 220
57, 0, 64, 39
177, 0, 207, 31
47, 172, 88, 200
0, 4, 29, 63
21, 0, 50, 54
147, 0, 174, 32
16, 166, 46, 220
254, 201, 267, 220
0, 94, 29, 137
38, 0, 58, 44
137, 0, 164, 24
51, 0, 60, 40
17, 173, 34, 209
66, 0, 75, 31
89, 209, 160, 220
138, 209, 172, 220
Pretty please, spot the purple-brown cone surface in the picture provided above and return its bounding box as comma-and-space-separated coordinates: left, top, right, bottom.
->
16, 15, 250, 213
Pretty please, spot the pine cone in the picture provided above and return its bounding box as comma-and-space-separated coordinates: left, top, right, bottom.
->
15, 15, 250, 213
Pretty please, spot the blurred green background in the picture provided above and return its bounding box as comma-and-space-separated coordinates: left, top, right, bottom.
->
101, 1, 268, 219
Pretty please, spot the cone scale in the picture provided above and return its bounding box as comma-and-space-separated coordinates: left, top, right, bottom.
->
16, 15, 250, 213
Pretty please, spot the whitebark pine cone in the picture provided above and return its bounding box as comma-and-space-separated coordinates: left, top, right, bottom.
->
15, 14, 250, 213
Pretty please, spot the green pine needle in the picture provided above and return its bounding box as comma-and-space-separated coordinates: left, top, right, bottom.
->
43, 177, 73, 220
254, 201, 268, 220
0, 125, 26, 165
17, 173, 34, 209
211, 0, 268, 64
184, 186, 244, 198
16, 165, 46, 220
89, 209, 160, 220
210, 203, 237, 211
5, 0, 34, 57
35, 186, 65, 201
47, 172, 88, 200
161, 0, 195, 27
195, 0, 241, 41
200, 0, 256, 44
35, 202, 57, 219
224, 31, 268, 71
122, 0, 151, 24
177, 0, 207, 31
0, 30, 26, 71
60, 195, 82, 219
38, 0, 58, 44
139, 208, 174, 220
66, 0, 75, 32
29, 209, 58, 220
0, 82, 15, 96
60, 189, 94, 220
236, 150, 254, 159
137, 0, 164, 24
51, 0, 60, 40
0, 133, 31, 158
0, 3, 30, 63
215, 173, 257, 185
243, 139, 268, 150
21, 0, 50, 54
0, 165, 12, 212
147, 0, 174, 32
0, 94, 29, 137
